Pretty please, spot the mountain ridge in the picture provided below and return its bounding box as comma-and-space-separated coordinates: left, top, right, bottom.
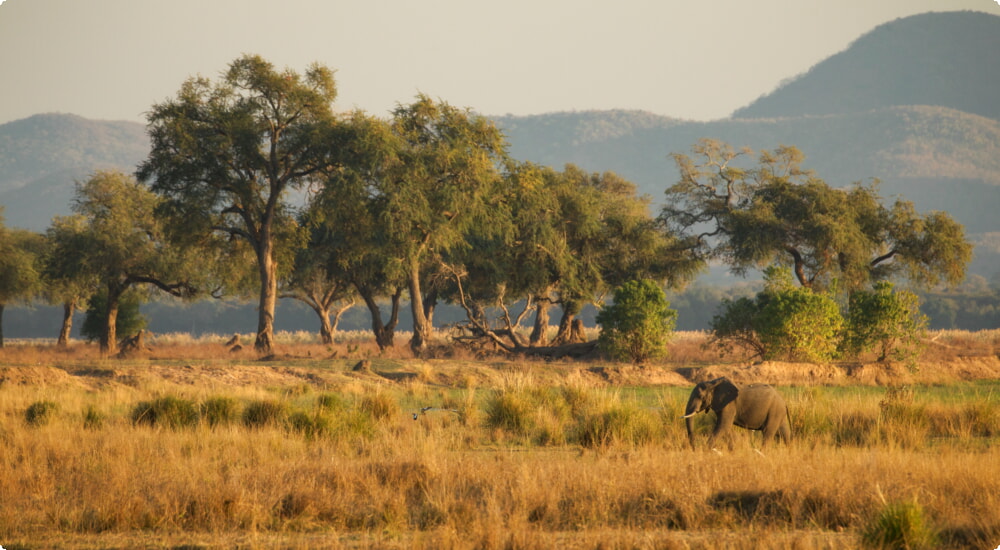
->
732, 11, 1000, 120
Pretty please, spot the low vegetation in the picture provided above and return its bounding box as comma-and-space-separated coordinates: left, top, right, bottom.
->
0, 330, 998, 548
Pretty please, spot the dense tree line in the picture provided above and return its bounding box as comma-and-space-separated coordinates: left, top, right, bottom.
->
0, 56, 977, 357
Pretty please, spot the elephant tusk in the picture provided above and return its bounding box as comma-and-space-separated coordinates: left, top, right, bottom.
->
681, 412, 698, 419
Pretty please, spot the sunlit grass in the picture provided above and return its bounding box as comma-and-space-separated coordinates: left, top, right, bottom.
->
0, 330, 998, 548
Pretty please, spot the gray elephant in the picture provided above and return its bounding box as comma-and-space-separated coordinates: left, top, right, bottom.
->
682, 377, 791, 451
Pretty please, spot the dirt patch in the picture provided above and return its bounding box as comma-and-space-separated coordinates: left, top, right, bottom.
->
0, 366, 85, 388
586, 365, 692, 386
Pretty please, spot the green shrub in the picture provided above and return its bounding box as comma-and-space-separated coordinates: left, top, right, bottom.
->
862, 498, 938, 549
200, 396, 239, 427
130, 396, 199, 429
25, 400, 59, 427
80, 287, 148, 343
241, 400, 288, 429
843, 281, 928, 363
710, 266, 843, 362
597, 279, 677, 364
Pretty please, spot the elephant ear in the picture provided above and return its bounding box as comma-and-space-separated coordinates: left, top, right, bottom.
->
711, 378, 740, 408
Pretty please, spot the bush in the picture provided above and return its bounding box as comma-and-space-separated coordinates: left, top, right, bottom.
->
843, 281, 928, 363
862, 498, 938, 549
130, 396, 199, 429
24, 401, 59, 426
710, 266, 843, 362
597, 280, 677, 364
80, 287, 148, 343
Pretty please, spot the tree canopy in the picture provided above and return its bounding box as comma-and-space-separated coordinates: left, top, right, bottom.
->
55, 171, 202, 355
137, 54, 343, 353
661, 138, 972, 292
0, 208, 43, 347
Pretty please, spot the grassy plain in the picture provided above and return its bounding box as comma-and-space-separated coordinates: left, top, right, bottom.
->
0, 330, 998, 549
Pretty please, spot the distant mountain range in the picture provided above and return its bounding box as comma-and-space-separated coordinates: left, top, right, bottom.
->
1, 11, 998, 282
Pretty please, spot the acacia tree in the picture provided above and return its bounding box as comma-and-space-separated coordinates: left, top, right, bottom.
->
280, 231, 355, 345
307, 111, 407, 350
661, 139, 972, 291
43, 215, 97, 346
386, 95, 510, 353
548, 165, 699, 344
59, 171, 202, 356
138, 54, 342, 353
444, 162, 700, 352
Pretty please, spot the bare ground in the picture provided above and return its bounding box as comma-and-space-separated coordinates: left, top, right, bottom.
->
2, 353, 999, 393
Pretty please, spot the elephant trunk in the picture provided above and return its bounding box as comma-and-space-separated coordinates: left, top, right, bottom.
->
684, 396, 699, 450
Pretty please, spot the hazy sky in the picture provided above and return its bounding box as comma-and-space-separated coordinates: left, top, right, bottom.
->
1, 0, 998, 125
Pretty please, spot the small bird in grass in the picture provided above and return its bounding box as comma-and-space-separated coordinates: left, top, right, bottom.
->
412, 406, 459, 420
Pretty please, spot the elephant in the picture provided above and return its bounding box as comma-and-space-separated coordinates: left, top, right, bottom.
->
682, 377, 791, 451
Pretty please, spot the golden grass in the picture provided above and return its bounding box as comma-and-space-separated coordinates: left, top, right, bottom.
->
0, 330, 998, 548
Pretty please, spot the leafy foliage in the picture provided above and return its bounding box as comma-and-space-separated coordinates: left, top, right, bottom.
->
137, 54, 341, 353
661, 139, 972, 292
56, 171, 201, 355
597, 280, 677, 364
80, 287, 147, 344
843, 281, 928, 363
710, 267, 843, 362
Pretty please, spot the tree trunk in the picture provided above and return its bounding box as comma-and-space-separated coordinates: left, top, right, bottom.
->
357, 283, 401, 351
552, 300, 582, 345
57, 300, 76, 347
314, 305, 334, 345
254, 241, 278, 354
530, 297, 551, 346
330, 299, 355, 336
100, 286, 121, 357
408, 259, 431, 353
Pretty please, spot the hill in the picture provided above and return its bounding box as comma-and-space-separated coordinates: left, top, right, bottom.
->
732, 11, 1000, 120
0, 113, 148, 229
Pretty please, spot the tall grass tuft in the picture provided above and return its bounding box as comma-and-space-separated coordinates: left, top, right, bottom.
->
82, 405, 104, 429
484, 389, 536, 439
242, 399, 288, 429
862, 498, 938, 549
576, 404, 661, 448
24, 400, 59, 426
200, 396, 239, 427
130, 396, 199, 429
359, 392, 399, 421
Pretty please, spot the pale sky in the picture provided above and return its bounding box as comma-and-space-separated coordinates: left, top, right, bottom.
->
1, 0, 998, 125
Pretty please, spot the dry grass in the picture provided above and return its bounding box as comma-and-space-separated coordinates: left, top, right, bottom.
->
0, 330, 998, 548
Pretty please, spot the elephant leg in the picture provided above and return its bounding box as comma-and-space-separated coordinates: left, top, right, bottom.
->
778, 418, 791, 443
761, 420, 779, 449
707, 408, 736, 450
